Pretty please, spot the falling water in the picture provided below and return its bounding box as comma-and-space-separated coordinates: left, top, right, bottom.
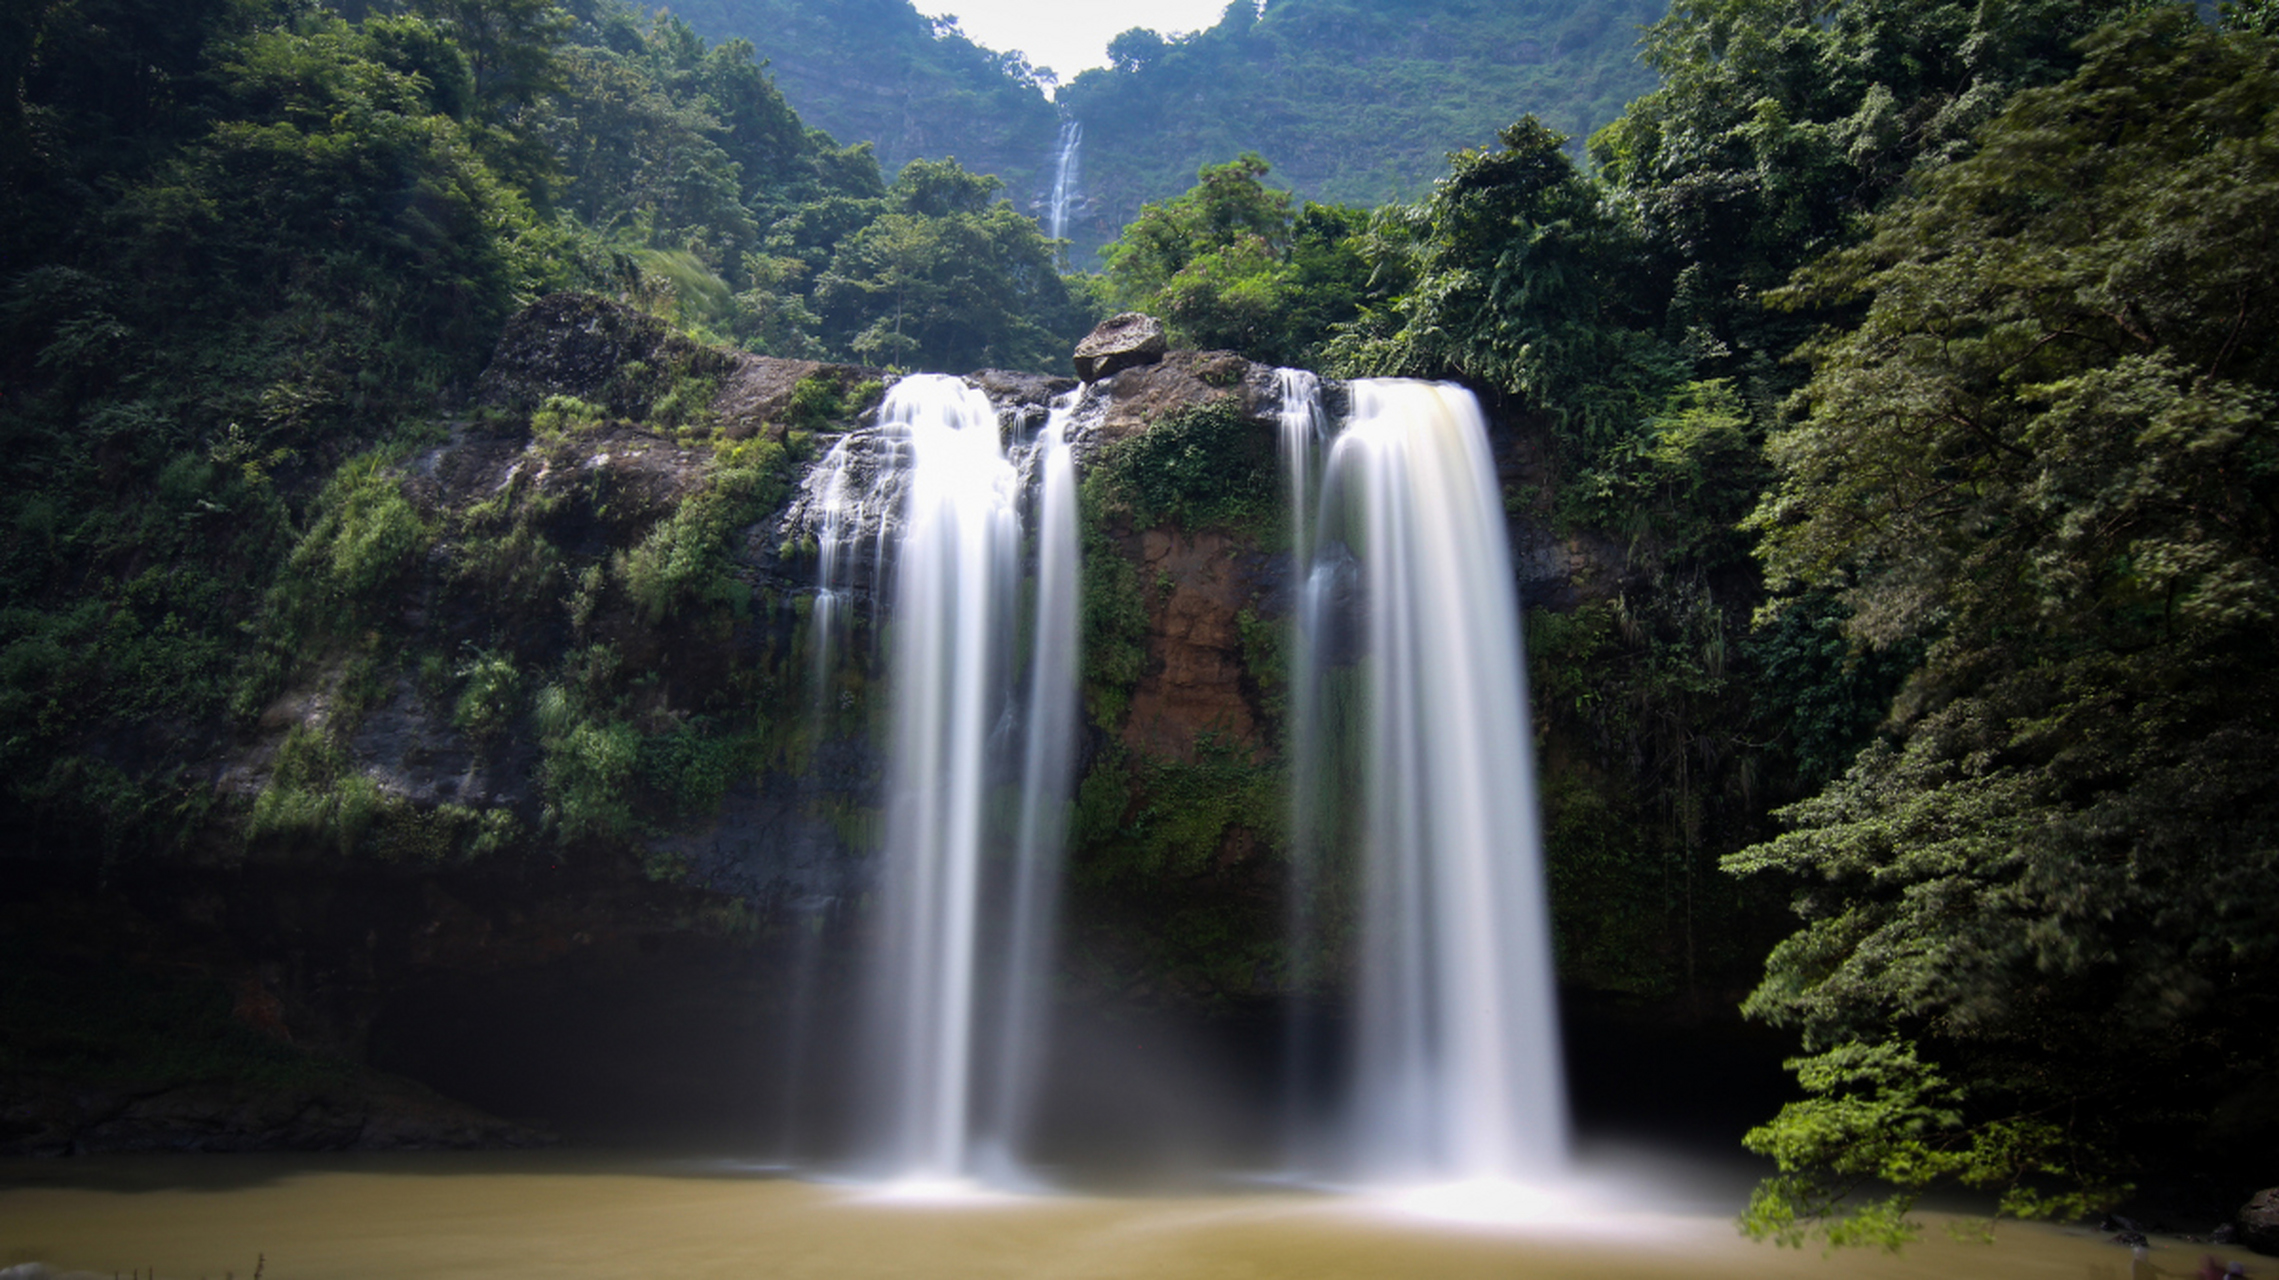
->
1047, 119, 1082, 245
1276, 368, 1333, 1162
980, 394, 1081, 1176
1294, 378, 1567, 1186
800, 427, 909, 707
1274, 369, 1328, 571
800, 374, 1078, 1182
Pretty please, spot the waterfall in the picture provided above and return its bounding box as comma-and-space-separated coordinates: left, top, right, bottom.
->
802, 374, 1077, 1183
800, 426, 909, 705
1292, 378, 1567, 1186
1275, 369, 1328, 571
1047, 119, 1082, 245
1276, 368, 1332, 1161
981, 393, 1080, 1177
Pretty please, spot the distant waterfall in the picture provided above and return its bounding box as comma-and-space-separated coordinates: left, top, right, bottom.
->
1047, 119, 1082, 244
1291, 378, 1567, 1185
798, 374, 1080, 1182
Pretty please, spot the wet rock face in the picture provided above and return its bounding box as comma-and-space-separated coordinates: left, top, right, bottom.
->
1121, 528, 1271, 759
1072, 312, 1168, 382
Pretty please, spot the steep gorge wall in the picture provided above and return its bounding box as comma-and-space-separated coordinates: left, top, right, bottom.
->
0, 294, 1628, 1153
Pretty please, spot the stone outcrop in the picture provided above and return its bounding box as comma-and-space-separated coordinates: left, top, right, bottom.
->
968, 368, 1079, 434
1072, 312, 1167, 381
1120, 527, 1273, 759
0, 1073, 550, 1157
712, 355, 888, 441
2241, 1188, 2279, 1255
477, 293, 732, 420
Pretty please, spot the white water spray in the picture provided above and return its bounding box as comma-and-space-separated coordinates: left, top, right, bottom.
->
1295, 378, 1567, 1186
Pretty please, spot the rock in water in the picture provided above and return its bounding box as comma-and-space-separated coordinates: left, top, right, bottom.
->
2240, 1188, 2279, 1254
1073, 313, 1167, 381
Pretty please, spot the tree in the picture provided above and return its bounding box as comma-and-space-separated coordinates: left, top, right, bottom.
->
414, 0, 570, 113
1098, 153, 1373, 366
1329, 118, 1679, 458
813, 157, 1086, 372
1590, 0, 2145, 387
1106, 27, 1167, 74
1727, 9, 2279, 1246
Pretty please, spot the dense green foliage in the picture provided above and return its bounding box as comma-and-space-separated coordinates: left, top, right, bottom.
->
811, 158, 1089, 370
1236, 0, 2276, 1239
0, 0, 1086, 882
1726, 9, 2279, 1245
1098, 154, 1376, 367
1083, 398, 1277, 536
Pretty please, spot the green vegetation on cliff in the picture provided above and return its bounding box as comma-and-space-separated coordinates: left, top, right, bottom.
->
1232, 0, 2278, 1246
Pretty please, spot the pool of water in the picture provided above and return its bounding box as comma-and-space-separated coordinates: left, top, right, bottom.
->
0, 1146, 2162, 1280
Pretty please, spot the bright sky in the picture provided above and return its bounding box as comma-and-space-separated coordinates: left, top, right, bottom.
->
920, 0, 1237, 81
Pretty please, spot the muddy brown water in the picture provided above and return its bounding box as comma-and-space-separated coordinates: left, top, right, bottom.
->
0, 1149, 2198, 1280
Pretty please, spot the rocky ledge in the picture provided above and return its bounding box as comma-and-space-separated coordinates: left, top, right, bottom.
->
0, 1072, 549, 1157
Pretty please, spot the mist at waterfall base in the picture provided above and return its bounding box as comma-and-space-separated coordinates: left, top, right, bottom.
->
367, 374, 1795, 1214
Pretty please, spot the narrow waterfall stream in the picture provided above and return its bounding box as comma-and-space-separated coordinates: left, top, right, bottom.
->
1047, 119, 1082, 246
1294, 378, 1568, 1192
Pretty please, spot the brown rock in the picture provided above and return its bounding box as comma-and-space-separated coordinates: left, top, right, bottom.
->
476, 292, 732, 421
1080, 350, 1278, 450
2241, 1187, 2279, 1254
710, 355, 885, 441
1120, 528, 1264, 759
1073, 312, 1168, 381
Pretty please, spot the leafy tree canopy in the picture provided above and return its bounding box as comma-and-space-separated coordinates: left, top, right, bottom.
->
1097, 153, 1374, 367
815, 156, 1086, 371
1727, 7, 2279, 1246
1590, 0, 2149, 384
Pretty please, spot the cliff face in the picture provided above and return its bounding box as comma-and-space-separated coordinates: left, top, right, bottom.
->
0, 294, 1623, 1152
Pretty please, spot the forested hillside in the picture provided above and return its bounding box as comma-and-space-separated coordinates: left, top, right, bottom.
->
0, 0, 1081, 864
1055, 0, 1660, 256
656, 0, 1060, 208
664, 0, 1660, 261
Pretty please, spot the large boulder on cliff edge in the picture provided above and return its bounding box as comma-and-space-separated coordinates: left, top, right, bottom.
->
1073, 312, 1167, 381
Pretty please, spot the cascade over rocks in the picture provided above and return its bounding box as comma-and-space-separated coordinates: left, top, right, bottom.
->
1072, 312, 1167, 381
